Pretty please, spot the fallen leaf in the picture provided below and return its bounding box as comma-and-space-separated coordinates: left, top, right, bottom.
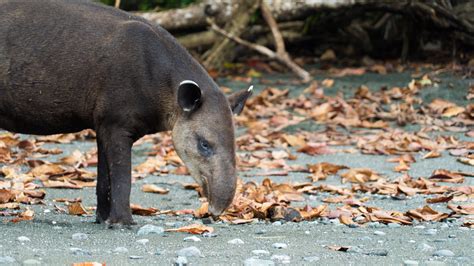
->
142, 184, 169, 194
68, 202, 90, 216
130, 203, 158, 216
165, 223, 214, 234
341, 168, 382, 183
406, 205, 449, 222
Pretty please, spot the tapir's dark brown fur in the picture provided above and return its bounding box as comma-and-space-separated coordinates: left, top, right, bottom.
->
0, 0, 251, 226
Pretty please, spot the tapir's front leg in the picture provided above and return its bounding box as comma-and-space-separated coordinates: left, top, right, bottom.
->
95, 138, 111, 223
97, 127, 135, 226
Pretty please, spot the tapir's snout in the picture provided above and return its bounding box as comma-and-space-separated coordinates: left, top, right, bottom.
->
207, 177, 236, 216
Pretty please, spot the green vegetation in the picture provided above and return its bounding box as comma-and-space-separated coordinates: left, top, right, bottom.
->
99, 0, 196, 11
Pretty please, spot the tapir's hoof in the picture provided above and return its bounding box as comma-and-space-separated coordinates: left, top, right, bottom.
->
105, 215, 136, 229
95, 213, 109, 224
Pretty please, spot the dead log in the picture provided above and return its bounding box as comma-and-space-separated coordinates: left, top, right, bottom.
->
136, 0, 379, 32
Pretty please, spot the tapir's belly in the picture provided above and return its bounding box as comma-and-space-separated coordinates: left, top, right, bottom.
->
0, 81, 93, 135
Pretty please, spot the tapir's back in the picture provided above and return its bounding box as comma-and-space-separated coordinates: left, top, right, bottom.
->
0, 0, 181, 134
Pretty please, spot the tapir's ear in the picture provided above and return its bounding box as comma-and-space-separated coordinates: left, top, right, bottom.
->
178, 80, 202, 113
227, 85, 253, 115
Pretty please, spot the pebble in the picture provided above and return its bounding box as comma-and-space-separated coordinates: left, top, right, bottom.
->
22, 259, 41, 265
440, 224, 449, 229
252, 250, 270, 256
408, 240, 416, 243
424, 229, 437, 236
403, 259, 419, 265
303, 256, 320, 262
354, 216, 365, 222
365, 249, 388, 256
202, 232, 217, 238
414, 225, 425, 229
387, 223, 401, 228
448, 234, 456, 238
136, 239, 149, 245
433, 239, 447, 243
374, 231, 386, 236
367, 222, 384, 228
417, 243, 434, 252
155, 249, 162, 256
433, 249, 455, 257
271, 243, 287, 249
70, 247, 91, 256
424, 261, 446, 266
358, 236, 372, 241
137, 224, 164, 236
304, 231, 310, 235
17, 236, 30, 242
129, 256, 143, 260
184, 236, 201, 242
228, 238, 244, 245
71, 233, 88, 241
174, 256, 188, 266
329, 219, 340, 225
272, 221, 282, 226
270, 254, 290, 264
244, 258, 275, 266
113, 247, 129, 253
176, 246, 203, 257
0, 256, 15, 264
255, 229, 267, 235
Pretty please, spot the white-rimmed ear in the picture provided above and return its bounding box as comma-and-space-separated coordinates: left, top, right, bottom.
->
227, 85, 253, 115
178, 80, 202, 113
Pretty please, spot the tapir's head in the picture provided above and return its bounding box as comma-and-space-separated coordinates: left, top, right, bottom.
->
171, 80, 252, 216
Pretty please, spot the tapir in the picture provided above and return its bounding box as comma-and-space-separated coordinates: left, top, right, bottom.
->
0, 0, 252, 225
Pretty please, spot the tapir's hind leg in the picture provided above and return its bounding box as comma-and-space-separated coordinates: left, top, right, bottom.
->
96, 138, 111, 223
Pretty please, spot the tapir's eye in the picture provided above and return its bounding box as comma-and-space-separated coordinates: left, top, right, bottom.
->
197, 137, 213, 157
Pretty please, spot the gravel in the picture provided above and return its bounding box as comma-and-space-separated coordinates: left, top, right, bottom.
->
175, 256, 188, 265
0, 256, 15, 264
433, 249, 455, 257
303, 256, 320, 262
176, 246, 203, 257
270, 254, 290, 264
17, 236, 30, 242
252, 250, 270, 256
22, 259, 41, 265
244, 258, 275, 266
113, 247, 129, 253
374, 231, 386, 236
72, 233, 88, 241
228, 238, 245, 245
137, 224, 164, 236
271, 243, 287, 249
403, 259, 419, 265
184, 236, 201, 242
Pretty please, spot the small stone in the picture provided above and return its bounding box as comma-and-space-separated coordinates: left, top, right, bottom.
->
440, 224, 449, 229
22, 259, 41, 265
424, 229, 437, 235
270, 254, 290, 264
174, 256, 188, 266
202, 232, 217, 238
417, 243, 434, 252
433, 249, 455, 257
367, 222, 381, 228
17, 236, 30, 242
387, 223, 401, 228
176, 246, 203, 257
358, 236, 372, 241
228, 238, 244, 245
271, 243, 287, 249
304, 231, 310, 235
252, 250, 270, 256
364, 249, 388, 256
0, 256, 15, 264
433, 239, 447, 243
403, 259, 419, 265
448, 234, 456, 238
408, 240, 416, 243
137, 224, 164, 236
354, 216, 365, 222
113, 247, 129, 253
129, 256, 143, 260
414, 225, 425, 229
244, 258, 275, 266
374, 231, 386, 236
272, 221, 282, 226
303, 256, 320, 262
70, 248, 91, 256
155, 249, 162, 256
255, 229, 267, 235
136, 239, 149, 245
184, 236, 201, 242
329, 219, 340, 225
424, 261, 446, 266
72, 233, 88, 241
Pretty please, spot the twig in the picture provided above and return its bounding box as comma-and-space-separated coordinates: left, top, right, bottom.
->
207, 2, 311, 83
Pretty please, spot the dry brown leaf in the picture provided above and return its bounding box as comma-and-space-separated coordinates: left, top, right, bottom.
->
281, 134, 306, 147
423, 150, 441, 159
429, 169, 465, 183
29, 163, 66, 177
130, 203, 158, 216
307, 162, 348, 182
297, 143, 332, 155
42, 180, 83, 189
68, 202, 90, 216
339, 214, 355, 225
0, 189, 15, 203
72, 262, 105, 266
447, 203, 474, 215
341, 168, 382, 183
406, 205, 449, 222
142, 184, 169, 194
327, 245, 351, 252
10, 208, 34, 223
165, 223, 214, 234
426, 195, 453, 204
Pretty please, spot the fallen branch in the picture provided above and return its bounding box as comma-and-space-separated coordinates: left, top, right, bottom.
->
209, 5, 311, 83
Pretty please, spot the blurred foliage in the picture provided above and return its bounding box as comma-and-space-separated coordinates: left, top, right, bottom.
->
99, 0, 197, 11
